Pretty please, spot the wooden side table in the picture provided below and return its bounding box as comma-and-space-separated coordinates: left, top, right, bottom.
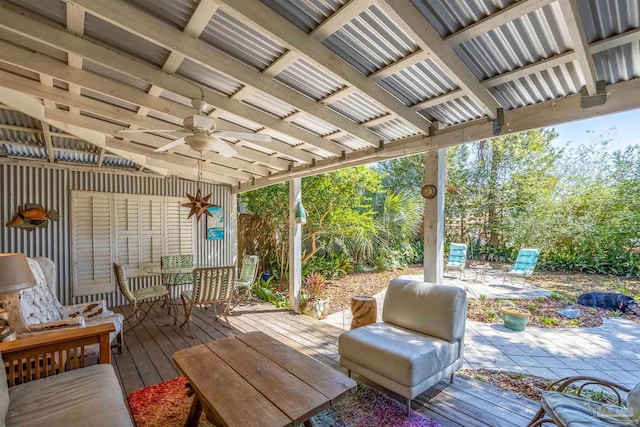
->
350, 296, 377, 329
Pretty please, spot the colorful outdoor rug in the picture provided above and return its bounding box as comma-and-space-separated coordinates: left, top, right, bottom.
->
129, 376, 443, 427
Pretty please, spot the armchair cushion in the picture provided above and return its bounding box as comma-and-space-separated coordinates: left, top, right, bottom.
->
6, 364, 133, 427
61, 301, 110, 320
0, 351, 8, 425
339, 322, 458, 387
542, 391, 632, 427
21, 259, 63, 324
628, 381, 640, 424
382, 279, 466, 342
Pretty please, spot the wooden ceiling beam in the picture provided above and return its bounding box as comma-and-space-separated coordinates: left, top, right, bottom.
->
558, 0, 599, 95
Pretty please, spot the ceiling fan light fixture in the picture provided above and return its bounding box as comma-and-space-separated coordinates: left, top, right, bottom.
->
185, 135, 217, 152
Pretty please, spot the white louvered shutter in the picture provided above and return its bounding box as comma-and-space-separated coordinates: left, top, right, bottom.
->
72, 192, 114, 296
139, 196, 164, 274
165, 197, 194, 257
113, 194, 140, 277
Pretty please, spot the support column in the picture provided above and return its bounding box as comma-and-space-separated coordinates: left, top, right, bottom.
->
230, 193, 238, 275
289, 178, 302, 313
423, 149, 445, 284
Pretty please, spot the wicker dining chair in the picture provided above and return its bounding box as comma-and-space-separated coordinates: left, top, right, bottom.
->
113, 263, 171, 329
180, 266, 235, 338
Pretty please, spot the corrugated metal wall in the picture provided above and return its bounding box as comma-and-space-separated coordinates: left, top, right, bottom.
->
0, 163, 236, 307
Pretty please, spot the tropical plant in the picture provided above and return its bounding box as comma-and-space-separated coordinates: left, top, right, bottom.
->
301, 273, 327, 303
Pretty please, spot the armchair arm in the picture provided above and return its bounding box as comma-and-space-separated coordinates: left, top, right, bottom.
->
0, 323, 114, 386
61, 300, 112, 320
548, 376, 631, 405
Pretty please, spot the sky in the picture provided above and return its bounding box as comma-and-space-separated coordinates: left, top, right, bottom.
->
545, 109, 640, 152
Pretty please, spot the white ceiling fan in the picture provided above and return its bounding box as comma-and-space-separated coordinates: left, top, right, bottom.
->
116, 99, 271, 158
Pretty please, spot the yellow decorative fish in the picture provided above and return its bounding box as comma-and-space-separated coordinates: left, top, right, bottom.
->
6, 204, 59, 232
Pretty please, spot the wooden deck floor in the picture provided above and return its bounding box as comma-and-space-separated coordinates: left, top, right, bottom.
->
112, 301, 538, 427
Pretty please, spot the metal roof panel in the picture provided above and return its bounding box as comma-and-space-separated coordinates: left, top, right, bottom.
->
368, 117, 420, 141
593, 41, 640, 84
124, 0, 198, 31
323, 4, 418, 74
103, 156, 138, 168
488, 61, 582, 110
292, 115, 338, 136
0, 129, 44, 146
410, 0, 514, 38
200, 9, 286, 71
52, 136, 100, 153
0, 108, 43, 129
329, 133, 370, 150
83, 60, 152, 92
418, 95, 485, 125
80, 88, 139, 112
243, 91, 297, 119
4, 144, 47, 158
378, 58, 458, 106
275, 58, 344, 100
177, 59, 243, 97
0, 61, 40, 81
261, 0, 347, 33
454, 2, 573, 80
55, 150, 98, 164
84, 13, 171, 67
7, 0, 66, 26
578, 0, 640, 43
328, 91, 387, 123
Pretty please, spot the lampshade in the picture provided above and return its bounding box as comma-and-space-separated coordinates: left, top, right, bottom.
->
0, 253, 36, 293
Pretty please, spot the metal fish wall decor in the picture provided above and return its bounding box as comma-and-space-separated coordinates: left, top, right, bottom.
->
6, 204, 59, 232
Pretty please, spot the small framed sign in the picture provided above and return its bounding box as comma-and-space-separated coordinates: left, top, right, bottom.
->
206, 206, 224, 240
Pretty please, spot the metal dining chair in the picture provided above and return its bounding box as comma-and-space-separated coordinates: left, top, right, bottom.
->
113, 263, 171, 329
180, 266, 235, 338
160, 254, 194, 288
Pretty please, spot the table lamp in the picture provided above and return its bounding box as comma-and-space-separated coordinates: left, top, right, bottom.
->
0, 253, 36, 335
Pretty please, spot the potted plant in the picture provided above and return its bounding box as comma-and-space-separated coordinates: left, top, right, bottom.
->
300, 273, 330, 320
499, 306, 531, 331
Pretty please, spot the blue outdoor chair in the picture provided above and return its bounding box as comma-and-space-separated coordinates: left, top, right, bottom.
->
444, 243, 467, 279
503, 248, 541, 287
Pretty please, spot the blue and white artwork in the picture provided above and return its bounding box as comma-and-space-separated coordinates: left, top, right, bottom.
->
206, 206, 224, 240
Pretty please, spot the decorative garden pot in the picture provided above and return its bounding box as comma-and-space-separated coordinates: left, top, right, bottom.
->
301, 298, 330, 320
499, 307, 531, 331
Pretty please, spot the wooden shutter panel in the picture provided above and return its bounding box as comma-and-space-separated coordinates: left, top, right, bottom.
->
72, 192, 114, 296
140, 196, 164, 274
165, 197, 194, 257
113, 194, 140, 277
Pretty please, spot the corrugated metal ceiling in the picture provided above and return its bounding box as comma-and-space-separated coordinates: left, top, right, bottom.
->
176, 59, 243, 97
323, 4, 418, 74
275, 58, 344, 100
261, 0, 347, 33
454, 2, 573, 80
593, 41, 640, 84
328, 91, 387, 123
200, 9, 286, 71
0, 129, 44, 146
124, 0, 197, 31
84, 13, 170, 67
378, 59, 458, 106
292, 114, 338, 136
55, 150, 98, 164
418, 95, 485, 126
578, 0, 640, 43
243, 90, 297, 119
7, 0, 66, 26
0, 108, 43, 129
369, 117, 420, 141
411, 0, 514, 38
52, 136, 100, 154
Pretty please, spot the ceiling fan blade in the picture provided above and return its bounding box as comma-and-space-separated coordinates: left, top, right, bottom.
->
217, 131, 271, 143
116, 129, 183, 133
213, 138, 238, 158
154, 137, 187, 152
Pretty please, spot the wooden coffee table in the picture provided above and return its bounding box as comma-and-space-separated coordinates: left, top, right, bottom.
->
173, 331, 356, 427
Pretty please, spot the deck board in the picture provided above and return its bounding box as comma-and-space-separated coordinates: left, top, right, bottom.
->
112, 301, 538, 427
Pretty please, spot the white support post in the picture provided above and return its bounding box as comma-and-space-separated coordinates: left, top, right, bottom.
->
230, 192, 238, 277
423, 149, 445, 284
289, 178, 302, 313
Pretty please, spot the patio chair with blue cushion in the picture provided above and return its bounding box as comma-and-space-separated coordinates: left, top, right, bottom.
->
502, 248, 541, 287
527, 376, 640, 426
444, 243, 467, 279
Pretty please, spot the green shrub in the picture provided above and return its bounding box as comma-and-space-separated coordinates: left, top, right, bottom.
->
541, 317, 559, 327
528, 305, 538, 312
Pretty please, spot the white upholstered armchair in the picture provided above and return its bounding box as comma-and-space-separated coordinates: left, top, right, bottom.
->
339, 279, 467, 415
19, 257, 124, 354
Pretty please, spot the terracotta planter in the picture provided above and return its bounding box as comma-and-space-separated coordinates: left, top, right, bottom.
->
499, 307, 531, 331
301, 298, 330, 320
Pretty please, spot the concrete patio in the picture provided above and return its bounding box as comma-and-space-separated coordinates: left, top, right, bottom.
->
324, 273, 640, 390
